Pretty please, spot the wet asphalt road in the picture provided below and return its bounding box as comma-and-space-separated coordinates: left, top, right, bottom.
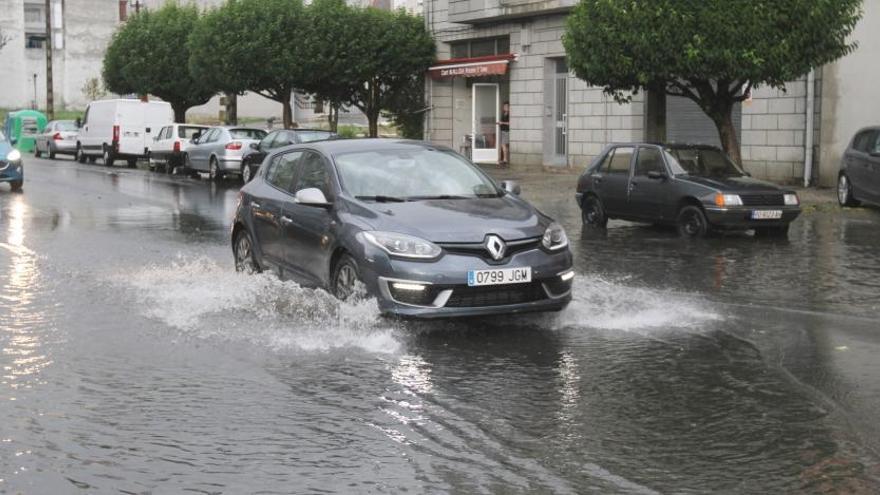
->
1, 156, 879, 494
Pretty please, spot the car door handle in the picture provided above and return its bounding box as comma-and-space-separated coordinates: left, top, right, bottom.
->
280, 215, 293, 225
251, 202, 262, 210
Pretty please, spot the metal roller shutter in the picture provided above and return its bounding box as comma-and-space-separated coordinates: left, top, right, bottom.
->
666, 96, 741, 148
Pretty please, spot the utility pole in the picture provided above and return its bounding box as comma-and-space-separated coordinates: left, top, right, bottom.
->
44, 0, 54, 119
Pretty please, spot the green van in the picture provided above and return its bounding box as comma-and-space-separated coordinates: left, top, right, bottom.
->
3, 110, 48, 153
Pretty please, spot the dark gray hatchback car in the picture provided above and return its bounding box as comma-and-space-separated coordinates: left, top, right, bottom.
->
838, 126, 880, 207
231, 139, 574, 318
576, 143, 801, 237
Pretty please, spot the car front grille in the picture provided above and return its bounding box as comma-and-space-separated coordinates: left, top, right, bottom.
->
740, 194, 785, 206
437, 237, 542, 263
444, 282, 548, 308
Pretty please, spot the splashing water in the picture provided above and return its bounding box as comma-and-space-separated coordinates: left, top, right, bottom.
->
115, 256, 401, 354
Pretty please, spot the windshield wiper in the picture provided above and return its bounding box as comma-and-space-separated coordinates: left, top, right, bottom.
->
355, 195, 409, 203
408, 195, 471, 201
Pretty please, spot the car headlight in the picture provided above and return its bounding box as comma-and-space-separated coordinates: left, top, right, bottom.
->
362, 231, 442, 259
784, 193, 799, 206
714, 193, 743, 207
6, 149, 22, 162
542, 222, 569, 251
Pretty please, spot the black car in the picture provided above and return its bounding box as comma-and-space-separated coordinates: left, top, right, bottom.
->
241, 129, 337, 183
838, 126, 880, 207
576, 143, 801, 237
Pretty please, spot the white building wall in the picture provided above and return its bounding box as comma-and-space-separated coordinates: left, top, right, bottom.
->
0, 0, 29, 109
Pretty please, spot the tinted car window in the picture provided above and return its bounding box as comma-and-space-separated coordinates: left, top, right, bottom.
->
266, 151, 302, 191
178, 126, 206, 139
230, 128, 267, 140
635, 148, 664, 176
852, 131, 875, 152
607, 147, 633, 174
667, 148, 745, 177
56, 121, 78, 132
0, 131, 6, 142
872, 133, 880, 154
292, 152, 331, 197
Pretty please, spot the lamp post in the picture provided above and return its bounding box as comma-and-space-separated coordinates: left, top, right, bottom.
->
32, 73, 38, 110
45, 0, 54, 119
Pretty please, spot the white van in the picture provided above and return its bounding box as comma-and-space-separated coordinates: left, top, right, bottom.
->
76, 99, 174, 167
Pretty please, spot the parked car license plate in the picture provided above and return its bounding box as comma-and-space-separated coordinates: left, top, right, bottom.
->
752, 210, 783, 220
467, 267, 532, 287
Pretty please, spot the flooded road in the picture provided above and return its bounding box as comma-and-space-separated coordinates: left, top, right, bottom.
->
1, 157, 879, 493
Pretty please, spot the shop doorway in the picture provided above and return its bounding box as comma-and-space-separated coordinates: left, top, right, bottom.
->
472, 83, 499, 164
544, 59, 568, 167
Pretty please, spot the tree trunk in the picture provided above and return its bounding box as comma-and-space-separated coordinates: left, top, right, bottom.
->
224, 92, 238, 125
172, 104, 187, 124
713, 109, 742, 166
281, 94, 293, 129
368, 111, 379, 138
327, 102, 339, 133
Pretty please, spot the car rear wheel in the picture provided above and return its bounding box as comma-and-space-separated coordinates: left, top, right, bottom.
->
126, 157, 137, 168
838, 173, 860, 207
10, 180, 23, 192
332, 254, 362, 301
677, 205, 709, 238
209, 158, 223, 182
34, 146, 42, 158
48, 144, 56, 160
103, 147, 115, 167
233, 228, 261, 274
581, 195, 608, 228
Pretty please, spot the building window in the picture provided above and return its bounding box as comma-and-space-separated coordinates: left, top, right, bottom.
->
24, 6, 44, 24
449, 37, 511, 59
25, 33, 46, 49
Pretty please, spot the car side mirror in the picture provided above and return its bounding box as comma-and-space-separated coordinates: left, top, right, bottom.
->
295, 187, 331, 207
647, 171, 667, 180
500, 180, 521, 196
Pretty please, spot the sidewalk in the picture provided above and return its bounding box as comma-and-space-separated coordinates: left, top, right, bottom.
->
480, 165, 838, 208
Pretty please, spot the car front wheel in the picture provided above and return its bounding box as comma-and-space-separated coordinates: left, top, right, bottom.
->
677, 205, 709, 238
76, 146, 87, 163
332, 254, 362, 301
209, 158, 223, 182
581, 195, 608, 228
233, 228, 261, 274
241, 161, 253, 184
838, 173, 860, 207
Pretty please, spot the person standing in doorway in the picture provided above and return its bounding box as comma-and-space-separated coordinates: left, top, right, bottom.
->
498, 101, 510, 168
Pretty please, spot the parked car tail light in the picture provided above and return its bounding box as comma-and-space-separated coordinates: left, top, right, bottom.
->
714, 193, 743, 207
784, 194, 799, 206
52, 132, 63, 140
112, 125, 120, 143
173, 141, 181, 153
225, 141, 243, 150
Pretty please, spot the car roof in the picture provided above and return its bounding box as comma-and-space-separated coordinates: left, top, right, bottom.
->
304, 138, 449, 155
277, 128, 335, 133
608, 142, 722, 151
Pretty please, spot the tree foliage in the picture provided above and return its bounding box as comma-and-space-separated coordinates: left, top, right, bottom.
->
563, 0, 863, 164
189, 0, 308, 129
102, 3, 216, 122
0, 27, 10, 51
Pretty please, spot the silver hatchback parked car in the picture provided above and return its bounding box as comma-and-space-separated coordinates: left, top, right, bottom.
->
34, 120, 79, 159
185, 126, 267, 181
838, 126, 880, 207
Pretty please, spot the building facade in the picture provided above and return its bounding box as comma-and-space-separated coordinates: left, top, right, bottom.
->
424, 0, 879, 186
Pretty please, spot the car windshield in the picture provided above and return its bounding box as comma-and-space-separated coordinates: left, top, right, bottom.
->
296, 131, 335, 143
665, 148, 746, 177
178, 126, 206, 139
334, 148, 501, 200
56, 121, 78, 131
230, 128, 267, 140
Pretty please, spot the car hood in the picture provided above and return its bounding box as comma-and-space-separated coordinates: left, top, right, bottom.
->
353, 195, 549, 243
0, 142, 12, 158
679, 175, 789, 192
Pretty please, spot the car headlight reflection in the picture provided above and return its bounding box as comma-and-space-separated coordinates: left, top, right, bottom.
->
6, 149, 22, 162
542, 222, 569, 250
362, 231, 442, 259
784, 193, 799, 206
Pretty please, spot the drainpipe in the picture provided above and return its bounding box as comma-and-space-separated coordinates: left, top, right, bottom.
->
803, 69, 815, 187
423, 0, 431, 142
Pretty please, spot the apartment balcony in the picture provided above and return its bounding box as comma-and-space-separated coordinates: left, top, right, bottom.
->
448, 0, 576, 24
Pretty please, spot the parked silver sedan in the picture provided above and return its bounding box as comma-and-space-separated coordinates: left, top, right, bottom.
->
34, 120, 79, 159
184, 126, 267, 181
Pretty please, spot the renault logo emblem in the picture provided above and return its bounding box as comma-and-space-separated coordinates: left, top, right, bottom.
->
485, 235, 507, 261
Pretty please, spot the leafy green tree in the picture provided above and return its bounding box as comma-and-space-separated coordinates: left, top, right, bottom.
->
383, 73, 426, 139
563, 0, 863, 164
340, 6, 434, 137
102, 3, 215, 122
189, 0, 308, 129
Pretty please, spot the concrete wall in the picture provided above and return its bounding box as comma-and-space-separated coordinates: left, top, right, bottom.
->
0, 0, 29, 109
818, 0, 880, 187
